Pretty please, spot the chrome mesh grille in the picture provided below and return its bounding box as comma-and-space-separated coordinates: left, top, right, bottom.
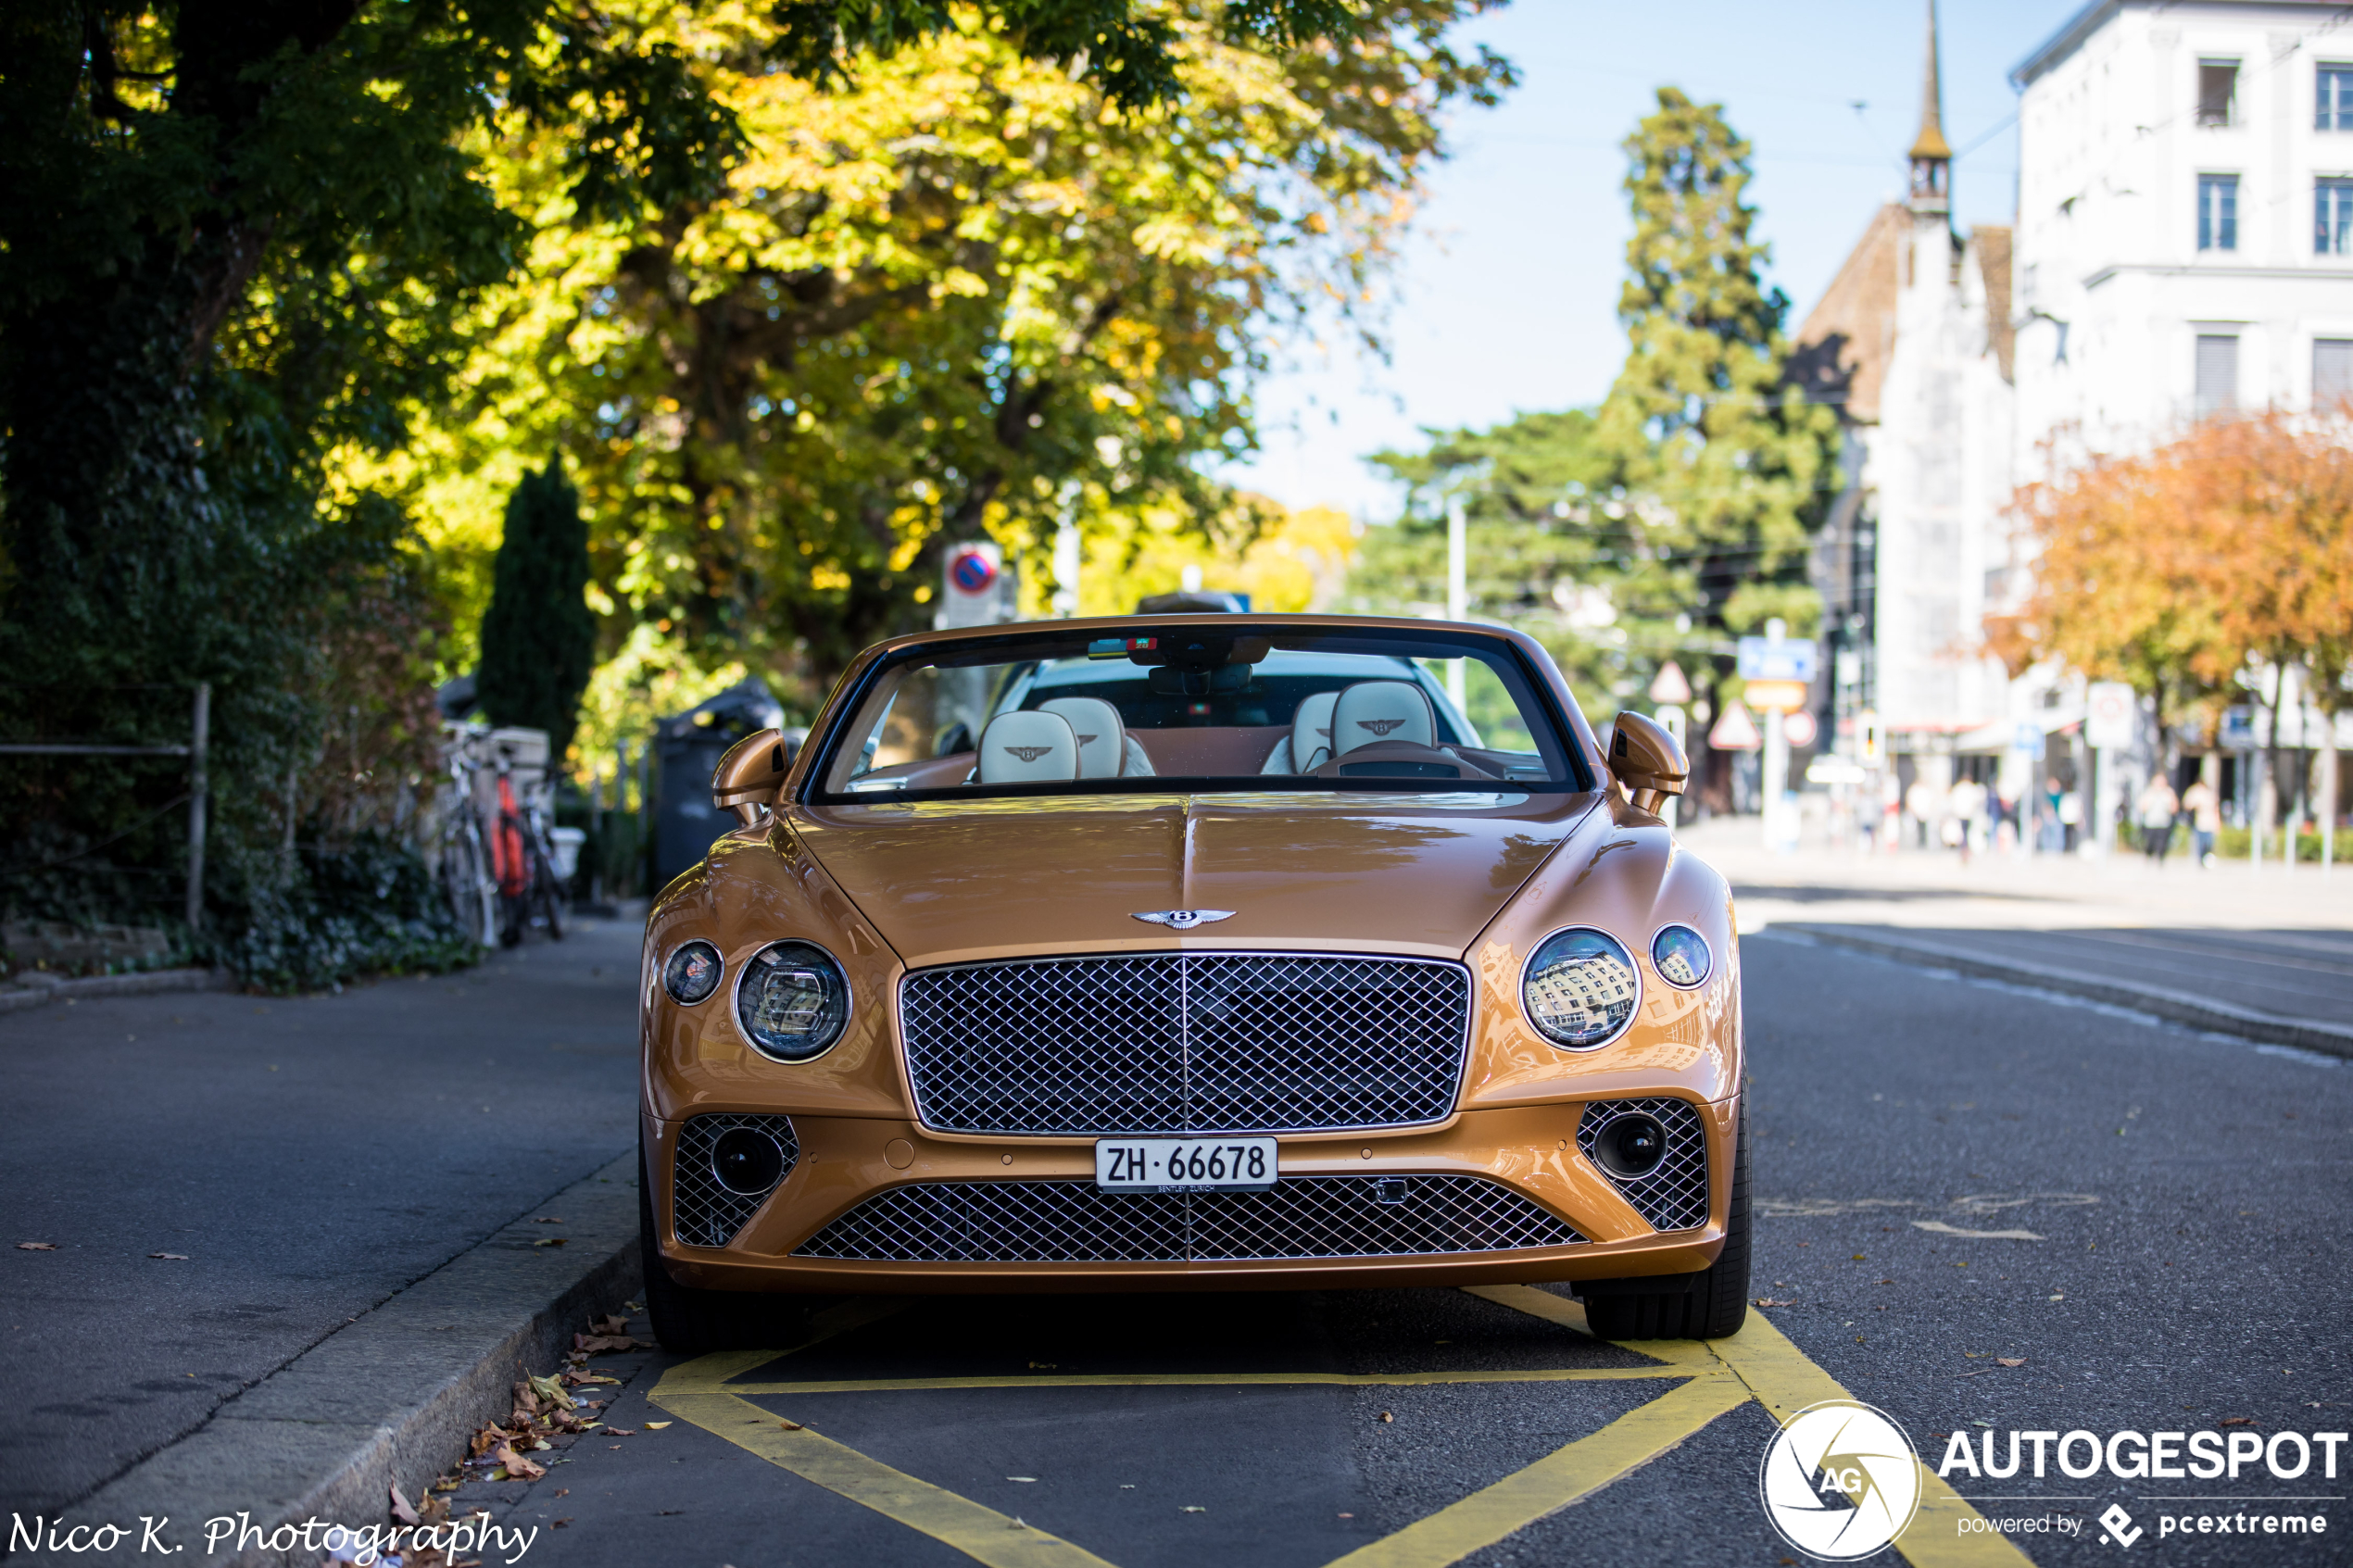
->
672, 1113, 799, 1248
900, 953, 1471, 1135
792, 1174, 1584, 1262
1578, 1098, 1710, 1233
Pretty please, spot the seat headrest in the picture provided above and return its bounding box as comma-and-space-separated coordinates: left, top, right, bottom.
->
1290, 690, 1339, 772
976, 711, 1079, 784
1331, 680, 1435, 755
1039, 697, 1126, 780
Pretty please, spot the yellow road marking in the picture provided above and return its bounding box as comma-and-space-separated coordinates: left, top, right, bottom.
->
1702, 1309, 2034, 1568
723, 1367, 1703, 1395
1317, 1375, 1753, 1568
1468, 1287, 2032, 1568
654, 1355, 1116, 1568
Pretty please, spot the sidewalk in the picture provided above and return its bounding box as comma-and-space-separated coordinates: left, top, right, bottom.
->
0, 918, 644, 1522
1677, 815, 2353, 1050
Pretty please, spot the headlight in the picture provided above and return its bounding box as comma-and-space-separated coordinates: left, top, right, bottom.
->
1521, 927, 1641, 1049
662, 940, 724, 1004
1650, 924, 1713, 988
735, 941, 849, 1061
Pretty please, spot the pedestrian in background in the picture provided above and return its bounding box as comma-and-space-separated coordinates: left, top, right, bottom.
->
2180, 775, 2221, 868
2135, 773, 2181, 865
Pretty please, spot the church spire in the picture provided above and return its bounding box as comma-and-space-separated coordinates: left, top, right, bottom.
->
1908, 0, 1952, 213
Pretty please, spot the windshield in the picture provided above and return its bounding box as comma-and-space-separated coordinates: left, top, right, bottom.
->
807, 622, 1592, 802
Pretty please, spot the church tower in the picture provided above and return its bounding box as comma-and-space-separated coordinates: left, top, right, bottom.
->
1908, 0, 1952, 215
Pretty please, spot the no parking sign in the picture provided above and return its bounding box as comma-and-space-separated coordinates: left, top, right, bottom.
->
939, 543, 1014, 628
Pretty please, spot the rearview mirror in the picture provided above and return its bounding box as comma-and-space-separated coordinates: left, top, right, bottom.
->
1608, 711, 1688, 818
712, 727, 795, 825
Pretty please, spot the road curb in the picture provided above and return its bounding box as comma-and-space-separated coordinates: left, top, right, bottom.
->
57, 1150, 641, 1567
0, 967, 234, 1015
1774, 922, 2353, 1059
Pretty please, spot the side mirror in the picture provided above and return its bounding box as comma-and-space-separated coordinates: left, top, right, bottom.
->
1608, 710, 1688, 817
712, 728, 796, 826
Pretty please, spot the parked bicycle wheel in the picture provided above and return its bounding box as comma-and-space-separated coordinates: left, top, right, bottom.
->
439, 822, 495, 947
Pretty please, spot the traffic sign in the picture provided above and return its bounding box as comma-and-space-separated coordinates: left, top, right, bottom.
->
1648, 660, 1692, 706
2085, 682, 2136, 750
1782, 709, 1818, 748
1737, 636, 1818, 683
1708, 699, 1761, 750
940, 543, 1013, 629
2011, 721, 2045, 759
1744, 679, 1808, 713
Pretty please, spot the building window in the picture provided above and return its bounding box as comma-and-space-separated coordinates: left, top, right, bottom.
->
2319, 178, 2353, 254
2198, 174, 2239, 250
2321, 66, 2353, 129
2198, 60, 2239, 126
2195, 334, 2240, 418
2317, 339, 2353, 406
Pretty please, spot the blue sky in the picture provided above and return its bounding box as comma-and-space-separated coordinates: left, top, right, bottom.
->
1224, 0, 2074, 517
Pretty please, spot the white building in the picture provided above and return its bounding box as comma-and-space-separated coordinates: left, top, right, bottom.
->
1798, 0, 2353, 828
2012, 0, 2353, 462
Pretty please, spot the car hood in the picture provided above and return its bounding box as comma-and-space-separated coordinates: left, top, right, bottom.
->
786, 791, 1603, 967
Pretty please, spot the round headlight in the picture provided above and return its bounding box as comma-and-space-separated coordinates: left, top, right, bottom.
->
661, 941, 724, 1005
1650, 924, 1713, 989
1522, 927, 1641, 1049
735, 941, 849, 1061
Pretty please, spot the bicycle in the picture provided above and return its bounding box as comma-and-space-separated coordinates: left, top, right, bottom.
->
434, 724, 497, 947
490, 746, 566, 948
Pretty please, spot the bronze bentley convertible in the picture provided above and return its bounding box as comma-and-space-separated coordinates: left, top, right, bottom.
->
637, 615, 1746, 1350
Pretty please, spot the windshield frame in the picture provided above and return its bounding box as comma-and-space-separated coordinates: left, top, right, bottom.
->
796, 618, 1598, 807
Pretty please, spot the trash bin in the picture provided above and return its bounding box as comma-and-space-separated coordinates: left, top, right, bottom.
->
653, 680, 787, 887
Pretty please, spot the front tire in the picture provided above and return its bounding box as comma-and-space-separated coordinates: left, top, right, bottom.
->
1580, 1100, 1751, 1340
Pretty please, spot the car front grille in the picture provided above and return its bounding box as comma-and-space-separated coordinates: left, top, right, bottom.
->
899, 952, 1471, 1135
792, 1174, 1586, 1262
1578, 1097, 1710, 1233
672, 1113, 799, 1248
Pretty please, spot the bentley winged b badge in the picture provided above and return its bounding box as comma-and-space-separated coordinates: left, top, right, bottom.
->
1130, 909, 1236, 930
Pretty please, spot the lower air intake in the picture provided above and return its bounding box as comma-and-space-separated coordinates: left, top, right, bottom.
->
672, 1113, 799, 1248
792, 1173, 1585, 1262
1577, 1097, 1710, 1233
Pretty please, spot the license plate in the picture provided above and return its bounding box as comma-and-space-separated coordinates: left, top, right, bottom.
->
1094, 1137, 1277, 1192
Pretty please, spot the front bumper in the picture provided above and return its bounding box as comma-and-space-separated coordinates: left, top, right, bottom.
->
648, 1099, 1738, 1293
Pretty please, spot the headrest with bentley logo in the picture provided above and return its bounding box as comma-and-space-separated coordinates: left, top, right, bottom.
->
1039, 696, 1126, 779
976, 710, 1078, 784
1331, 680, 1435, 756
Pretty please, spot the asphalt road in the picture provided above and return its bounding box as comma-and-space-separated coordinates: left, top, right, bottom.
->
432, 934, 2353, 1568
0, 920, 643, 1518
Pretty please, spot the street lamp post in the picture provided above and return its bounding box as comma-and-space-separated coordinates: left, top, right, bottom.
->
1445, 495, 1467, 713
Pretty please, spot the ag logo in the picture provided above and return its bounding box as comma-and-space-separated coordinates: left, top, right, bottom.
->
1757, 1399, 1922, 1561
1002, 745, 1054, 762
1358, 718, 1406, 735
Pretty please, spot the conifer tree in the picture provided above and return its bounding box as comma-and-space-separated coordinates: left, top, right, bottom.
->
1595, 88, 1838, 797
478, 461, 598, 756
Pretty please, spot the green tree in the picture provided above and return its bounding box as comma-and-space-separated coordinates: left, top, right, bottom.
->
371, 0, 1511, 695
479, 461, 599, 755
1353, 409, 1687, 714
1592, 88, 1837, 801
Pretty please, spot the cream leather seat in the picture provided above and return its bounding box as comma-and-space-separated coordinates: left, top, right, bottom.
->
1330, 681, 1436, 757
1260, 690, 1340, 773
975, 711, 1079, 783
1040, 697, 1126, 779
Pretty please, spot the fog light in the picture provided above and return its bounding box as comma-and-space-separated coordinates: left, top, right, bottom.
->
710, 1126, 786, 1195
1592, 1113, 1667, 1179
1374, 1177, 1409, 1204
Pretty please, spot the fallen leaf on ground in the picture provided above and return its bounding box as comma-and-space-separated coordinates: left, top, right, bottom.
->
148, 1252, 190, 1261
1180, 1506, 1206, 1513
2047, 1293, 2066, 1301
552, 1519, 572, 1528
1996, 1358, 2026, 1368
604, 1427, 635, 1436
553, 1489, 569, 1499
16, 1242, 56, 1251
560, 1370, 620, 1386
2222, 1416, 2255, 1426
644, 1421, 672, 1430
534, 1237, 567, 1248
573, 1332, 645, 1353
390, 1483, 422, 1526
1377, 1412, 1393, 1423
1754, 1298, 1794, 1308
586, 1314, 633, 1336
528, 1373, 576, 1410
491, 1445, 546, 1481
535, 1217, 563, 1223
778, 1420, 803, 1431
1008, 1476, 1038, 1483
